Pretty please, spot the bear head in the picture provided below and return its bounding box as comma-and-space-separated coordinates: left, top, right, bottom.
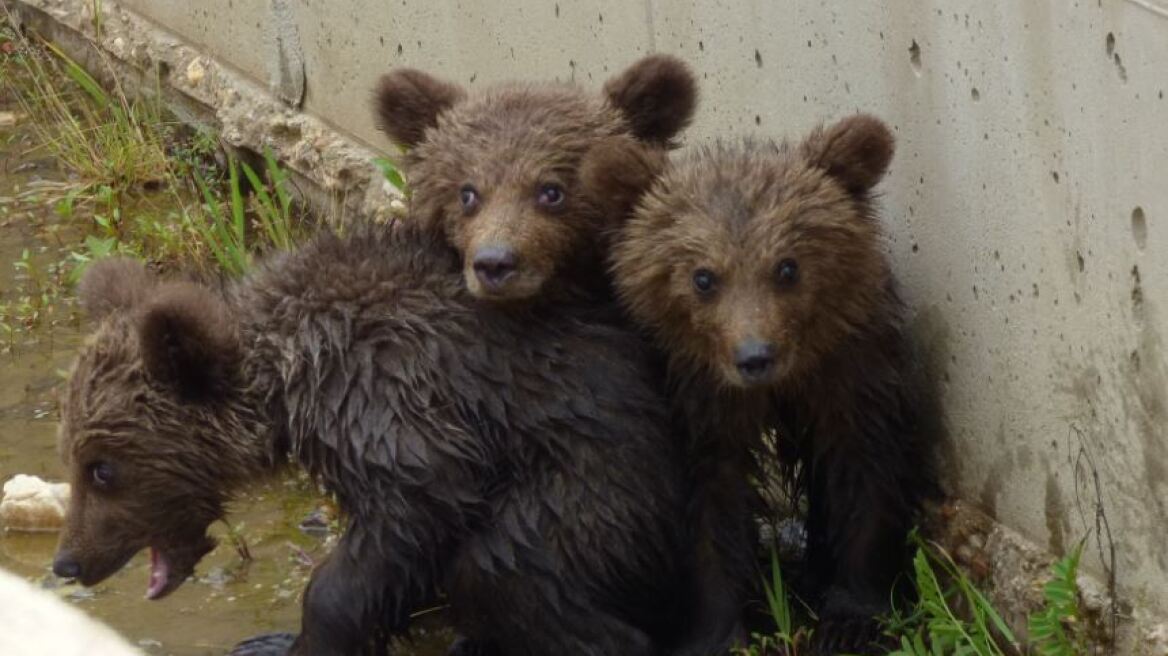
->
52, 258, 263, 600
374, 55, 696, 302
611, 114, 897, 389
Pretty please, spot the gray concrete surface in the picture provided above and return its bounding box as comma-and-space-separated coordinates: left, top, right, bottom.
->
9, 0, 1168, 647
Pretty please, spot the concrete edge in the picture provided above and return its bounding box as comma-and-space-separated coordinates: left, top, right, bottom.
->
7, 0, 404, 226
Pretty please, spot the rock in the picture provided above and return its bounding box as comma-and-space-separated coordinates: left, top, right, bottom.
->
0, 474, 70, 532
185, 57, 206, 86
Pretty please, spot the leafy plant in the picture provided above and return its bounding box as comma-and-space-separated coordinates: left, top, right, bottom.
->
374, 156, 408, 196
884, 535, 1019, 656
1028, 542, 1088, 656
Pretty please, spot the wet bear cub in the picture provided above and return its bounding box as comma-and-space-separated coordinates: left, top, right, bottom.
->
52, 222, 689, 656
374, 54, 696, 305
608, 115, 934, 653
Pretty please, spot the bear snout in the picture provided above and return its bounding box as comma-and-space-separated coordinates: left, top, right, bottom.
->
472, 245, 519, 290
51, 551, 81, 580
733, 339, 777, 384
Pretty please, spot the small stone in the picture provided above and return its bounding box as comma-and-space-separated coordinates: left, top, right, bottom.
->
298, 508, 331, 536
0, 474, 70, 531
185, 58, 206, 86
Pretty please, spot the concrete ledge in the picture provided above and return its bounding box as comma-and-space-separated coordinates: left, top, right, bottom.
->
8, 0, 403, 225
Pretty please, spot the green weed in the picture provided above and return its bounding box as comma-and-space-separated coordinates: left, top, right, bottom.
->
189, 150, 302, 276
374, 156, 409, 196
1028, 541, 1088, 656
2, 18, 171, 194
884, 537, 1020, 656
735, 549, 813, 656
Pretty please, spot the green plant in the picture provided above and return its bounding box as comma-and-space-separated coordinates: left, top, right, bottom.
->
1029, 542, 1088, 656
187, 151, 302, 276
735, 550, 813, 656
884, 536, 1020, 656
374, 156, 408, 196
191, 156, 250, 276
3, 21, 171, 195
240, 147, 298, 252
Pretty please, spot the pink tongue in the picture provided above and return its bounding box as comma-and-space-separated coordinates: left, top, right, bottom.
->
145, 547, 170, 600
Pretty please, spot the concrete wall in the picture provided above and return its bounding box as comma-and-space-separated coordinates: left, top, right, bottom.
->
14, 0, 1168, 634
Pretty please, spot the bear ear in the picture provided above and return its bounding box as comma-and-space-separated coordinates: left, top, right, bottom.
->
137, 282, 240, 400
580, 135, 669, 222
77, 257, 156, 321
800, 113, 895, 195
604, 54, 697, 145
373, 68, 467, 148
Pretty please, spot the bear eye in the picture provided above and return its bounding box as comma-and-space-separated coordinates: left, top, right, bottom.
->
536, 183, 565, 209
459, 184, 480, 212
776, 258, 800, 286
89, 461, 115, 489
692, 268, 718, 295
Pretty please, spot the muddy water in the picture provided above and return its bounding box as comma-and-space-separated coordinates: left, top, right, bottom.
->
0, 120, 452, 654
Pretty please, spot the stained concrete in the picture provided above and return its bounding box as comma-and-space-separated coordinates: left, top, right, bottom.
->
9, 0, 1168, 648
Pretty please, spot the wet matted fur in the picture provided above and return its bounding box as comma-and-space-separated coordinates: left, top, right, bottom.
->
54, 222, 690, 655
608, 115, 937, 654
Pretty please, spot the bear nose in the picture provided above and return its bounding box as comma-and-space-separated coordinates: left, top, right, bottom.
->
734, 340, 777, 382
52, 553, 82, 579
472, 246, 518, 289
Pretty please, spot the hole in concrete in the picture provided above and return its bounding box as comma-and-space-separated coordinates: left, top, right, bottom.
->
754, 49, 762, 67
971, 87, 980, 101
1105, 32, 1115, 56
1131, 206, 1147, 250
908, 39, 922, 76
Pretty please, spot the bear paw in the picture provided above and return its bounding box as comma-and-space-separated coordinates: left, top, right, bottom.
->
228, 632, 297, 656
811, 589, 890, 655
447, 636, 502, 656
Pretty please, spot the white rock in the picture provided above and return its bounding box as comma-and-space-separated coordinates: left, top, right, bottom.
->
0, 474, 71, 532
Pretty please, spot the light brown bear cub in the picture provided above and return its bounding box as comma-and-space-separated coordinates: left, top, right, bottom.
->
607, 115, 934, 654
374, 55, 695, 304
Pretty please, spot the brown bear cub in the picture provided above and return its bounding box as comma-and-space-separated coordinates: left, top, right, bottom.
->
607, 115, 934, 653
373, 54, 695, 305
52, 221, 690, 656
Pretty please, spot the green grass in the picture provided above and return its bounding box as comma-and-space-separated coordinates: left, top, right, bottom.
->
187, 148, 300, 277
883, 537, 1020, 656
739, 533, 1091, 656
0, 17, 304, 349
2, 17, 171, 194
735, 549, 813, 656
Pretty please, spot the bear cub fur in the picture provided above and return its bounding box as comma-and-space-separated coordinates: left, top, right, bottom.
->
52, 222, 690, 655
374, 54, 696, 305
607, 114, 935, 654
